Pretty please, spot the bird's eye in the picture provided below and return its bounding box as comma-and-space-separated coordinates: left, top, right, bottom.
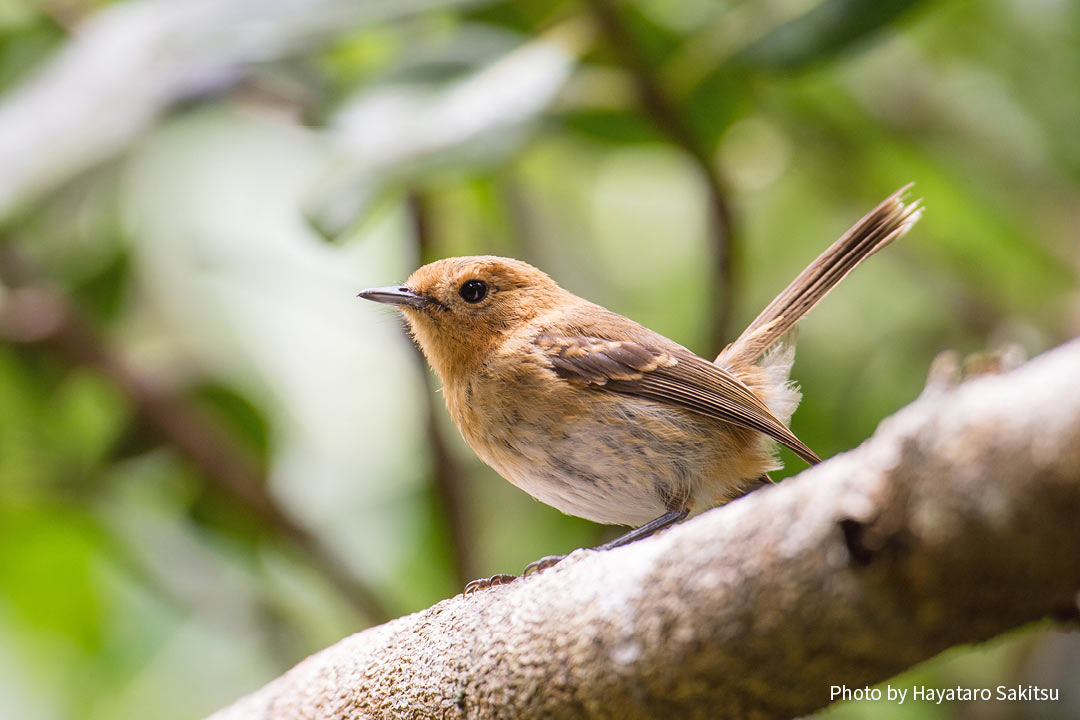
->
459, 279, 488, 303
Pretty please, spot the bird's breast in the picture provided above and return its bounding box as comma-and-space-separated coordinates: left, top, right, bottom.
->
443, 359, 776, 526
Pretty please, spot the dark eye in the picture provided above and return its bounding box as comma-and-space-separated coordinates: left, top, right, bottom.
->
459, 279, 488, 303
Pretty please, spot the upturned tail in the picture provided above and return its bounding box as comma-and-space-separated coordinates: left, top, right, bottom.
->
717, 185, 922, 369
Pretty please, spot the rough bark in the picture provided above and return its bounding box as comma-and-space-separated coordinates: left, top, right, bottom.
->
208, 339, 1080, 720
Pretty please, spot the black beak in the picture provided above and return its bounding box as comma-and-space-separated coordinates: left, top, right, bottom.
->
357, 285, 430, 309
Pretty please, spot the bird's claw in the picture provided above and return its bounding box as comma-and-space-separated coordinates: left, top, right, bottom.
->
463, 573, 517, 595
522, 553, 567, 577
463, 552, 574, 594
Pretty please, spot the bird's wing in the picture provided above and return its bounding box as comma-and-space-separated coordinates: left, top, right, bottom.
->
536, 332, 821, 466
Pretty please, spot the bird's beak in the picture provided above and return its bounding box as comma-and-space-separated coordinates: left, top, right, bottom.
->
357, 285, 430, 309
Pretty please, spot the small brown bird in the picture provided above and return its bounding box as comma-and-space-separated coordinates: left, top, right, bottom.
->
360, 187, 921, 591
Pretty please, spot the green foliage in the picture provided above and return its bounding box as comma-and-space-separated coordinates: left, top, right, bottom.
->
736, 0, 931, 71
560, 109, 661, 145
0, 3, 64, 92
0, 505, 107, 651
0, 0, 1077, 718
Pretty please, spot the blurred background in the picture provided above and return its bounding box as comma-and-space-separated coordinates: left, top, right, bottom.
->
0, 0, 1077, 718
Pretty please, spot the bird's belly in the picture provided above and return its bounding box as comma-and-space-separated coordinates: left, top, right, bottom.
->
459, 388, 763, 527
488, 422, 670, 527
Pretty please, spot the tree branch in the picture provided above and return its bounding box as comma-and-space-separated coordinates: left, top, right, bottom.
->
206, 338, 1080, 719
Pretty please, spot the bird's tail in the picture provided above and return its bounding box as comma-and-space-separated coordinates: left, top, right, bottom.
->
717, 185, 922, 369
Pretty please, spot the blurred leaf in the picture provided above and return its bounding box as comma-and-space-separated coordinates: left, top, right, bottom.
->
0, 0, 35, 29
189, 481, 274, 552
47, 369, 128, 481
319, 21, 526, 114
0, 347, 46, 497
0, 506, 106, 651
680, 65, 747, 148
192, 382, 271, 461
0, 0, 502, 223
590, 1, 684, 67
735, 0, 929, 71
0, 347, 128, 499
0, 7, 63, 92
307, 29, 580, 236
559, 109, 661, 145
316, 25, 404, 108
465, 0, 574, 34
70, 247, 130, 321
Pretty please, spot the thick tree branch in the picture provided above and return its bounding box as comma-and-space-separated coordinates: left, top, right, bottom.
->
207, 338, 1080, 719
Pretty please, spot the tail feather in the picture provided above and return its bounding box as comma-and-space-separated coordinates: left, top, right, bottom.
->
717, 185, 922, 369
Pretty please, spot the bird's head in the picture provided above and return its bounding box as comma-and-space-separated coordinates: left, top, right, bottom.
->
358, 256, 568, 383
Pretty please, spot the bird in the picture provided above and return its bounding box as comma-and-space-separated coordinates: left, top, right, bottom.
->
358, 187, 921, 592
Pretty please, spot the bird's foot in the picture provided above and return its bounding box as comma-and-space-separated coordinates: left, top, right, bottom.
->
522, 553, 568, 577
463, 573, 517, 595
463, 551, 579, 594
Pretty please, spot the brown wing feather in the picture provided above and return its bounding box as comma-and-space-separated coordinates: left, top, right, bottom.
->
537, 332, 821, 466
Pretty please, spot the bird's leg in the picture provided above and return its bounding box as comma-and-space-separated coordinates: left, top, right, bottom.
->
463, 507, 691, 594
522, 506, 690, 577
599, 507, 691, 550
